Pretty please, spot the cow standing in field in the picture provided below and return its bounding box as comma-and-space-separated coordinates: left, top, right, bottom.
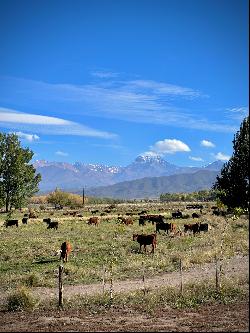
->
184, 223, 200, 235
139, 214, 165, 225
47, 221, 59, 230
133, 233, 157, 253
60, 241, 72, 262
155, 222, 171, 234
5, 219, 18, 227
118, 217, 133, 225
172, 210, 183, 219
87, 217, 99, 226
22, 217, 28, 224
199, 223, 209, 232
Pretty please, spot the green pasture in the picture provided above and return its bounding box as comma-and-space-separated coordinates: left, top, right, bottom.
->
0, 204, 248, 292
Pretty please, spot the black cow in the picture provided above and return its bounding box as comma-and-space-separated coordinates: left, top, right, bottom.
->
5, 219, 18, 227
155, 222, 172, 234
22, 217, 28, 224
172, 211, 183, 219
192, 212, 200, 218
43, 218, 52, 224
47, 221, 58, 230
199, 223, 209, 232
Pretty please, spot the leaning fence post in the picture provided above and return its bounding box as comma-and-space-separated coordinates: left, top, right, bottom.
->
180, 258, 183, 295
58, 264, 64, 307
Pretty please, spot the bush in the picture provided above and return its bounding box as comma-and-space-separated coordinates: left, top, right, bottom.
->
7, 286, 38, 311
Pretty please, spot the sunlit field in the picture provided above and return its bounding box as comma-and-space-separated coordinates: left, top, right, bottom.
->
0, 201, 248, 291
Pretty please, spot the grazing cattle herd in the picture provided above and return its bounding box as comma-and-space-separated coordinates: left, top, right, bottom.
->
2, 203, 224, 258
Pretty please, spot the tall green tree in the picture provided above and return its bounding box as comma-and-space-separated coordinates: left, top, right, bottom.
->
213, 116, 249, 210
0, 133, 41, 212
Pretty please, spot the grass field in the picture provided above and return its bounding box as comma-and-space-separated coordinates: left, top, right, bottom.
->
0, 202, 248, 292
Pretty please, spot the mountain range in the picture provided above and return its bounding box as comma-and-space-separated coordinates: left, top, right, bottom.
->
34, 155, 224, 198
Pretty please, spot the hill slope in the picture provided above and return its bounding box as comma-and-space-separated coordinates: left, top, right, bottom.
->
85, 170, 219, 199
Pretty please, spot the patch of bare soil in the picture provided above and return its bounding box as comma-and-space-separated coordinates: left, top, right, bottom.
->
0, 302, 248, 332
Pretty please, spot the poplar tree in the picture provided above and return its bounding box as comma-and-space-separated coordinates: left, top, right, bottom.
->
213, 116, 249, 210
0, 133, 41, 212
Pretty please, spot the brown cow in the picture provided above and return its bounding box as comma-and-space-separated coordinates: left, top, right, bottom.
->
60, 241, 72, 262
170, 223, 177, 233
87, 217, 99, 226
133, 233, 157, 253
118, 217, 133, 225
184, 223, 200, 234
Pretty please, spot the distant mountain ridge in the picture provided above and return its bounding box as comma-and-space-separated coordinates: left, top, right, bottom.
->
84, 170, 220, 199
34, 155, 224, 195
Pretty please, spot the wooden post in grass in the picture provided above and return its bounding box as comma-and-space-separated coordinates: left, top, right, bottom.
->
102, 265, 106, 294
180, 258, 183, 296
142, 261, 146, 295
58, 265, 64, 307
109, 264, 113, 301
215, 255, 220, 291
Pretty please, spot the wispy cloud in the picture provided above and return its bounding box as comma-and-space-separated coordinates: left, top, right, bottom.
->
200, 139, 215, 148
55, 151, 68, 156
123, 79, 205, 98
91, 71, 119, 78
189, 156, 204, 161
146, 138, 191, 156
225, 107, 248, 121
0, 76, 239, 133
12, 131, 40, 142
213, 152, 230, 161
0, 108, 117, 139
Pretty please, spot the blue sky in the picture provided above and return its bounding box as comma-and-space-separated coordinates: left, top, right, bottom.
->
0, 0, 248, 167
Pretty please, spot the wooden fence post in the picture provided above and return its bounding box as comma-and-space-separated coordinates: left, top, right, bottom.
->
58, 265, 64, 307
215, 255, 220, 291
180, 258, 183, 295
102, 265, 106, 294
142, 261, 146, 295
110, 264, 113, 302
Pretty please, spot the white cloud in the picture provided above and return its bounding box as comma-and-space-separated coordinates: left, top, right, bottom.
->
1, 109, 68, 125
189, 156, 204, 161
214, 152, 230, 161
0, 108, 117, 139
55, 151, 68, 157
14, 131, 40, 142
149, 139, 191, 155
200, 139, 215, 148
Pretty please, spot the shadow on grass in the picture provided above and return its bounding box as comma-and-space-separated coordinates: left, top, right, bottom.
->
32, 257, 59, 264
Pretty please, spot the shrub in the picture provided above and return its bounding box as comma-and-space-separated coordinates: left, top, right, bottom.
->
7, 286, 38, 311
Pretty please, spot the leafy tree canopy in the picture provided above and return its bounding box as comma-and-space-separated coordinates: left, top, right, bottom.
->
0, 133, 41, 212
213, 116, 249, 210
